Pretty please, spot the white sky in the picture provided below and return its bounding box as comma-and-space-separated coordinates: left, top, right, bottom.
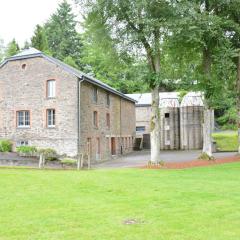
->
0, 0, 76, 47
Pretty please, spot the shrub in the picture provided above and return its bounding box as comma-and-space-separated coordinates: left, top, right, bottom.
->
37, 148, 58, 161
60, 158, 77, 165
0, 140, 12, 152
16, 146, 37, 154
198, 152, 215, 161
37, 148, 56, 156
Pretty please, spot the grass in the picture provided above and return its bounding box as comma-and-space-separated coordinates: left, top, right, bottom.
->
1, 165, 240, 239
212, 131, 238, 151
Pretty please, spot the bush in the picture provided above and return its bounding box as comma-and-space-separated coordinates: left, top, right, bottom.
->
198, 152, 215, 161
37, 148, 58, 161
60, 158, 77, 165
0, 140, 12, 152
221, 124, 237, 131
16, 146, 37, 154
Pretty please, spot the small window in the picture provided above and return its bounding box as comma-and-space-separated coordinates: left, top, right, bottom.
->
106, 113, 110, 128
22, 64, 26, 70
47, 109, 56, 128
47, 80, 56, 98
136, 126, 145, 132
17, 111, 30, 128
93, 87, 98, 103
93, 111, 98, 128
17, 140, 29, 147
96, 137, 101, 160
165, 113, 170, 118
106, 93, 110, 106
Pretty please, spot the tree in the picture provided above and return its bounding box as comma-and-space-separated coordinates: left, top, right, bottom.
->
81, 10, 149, 93
0, 38, 4, 62
77, 0, 176, 163
5, 39, 20, 58
173, 0, 234, 158
23, 40, 31, 50
45, 0, 83, 69
31, 25, 50, 53
219, 1, 240, 153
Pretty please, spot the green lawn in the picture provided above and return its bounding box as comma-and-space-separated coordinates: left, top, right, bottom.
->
1, 165, 240, 240
213, 131, 238, 151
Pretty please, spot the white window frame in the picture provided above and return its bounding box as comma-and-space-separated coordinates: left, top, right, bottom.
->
17, 111, 30, 128
47, 80, 56, 98
47, 109, 56, 128
16, 140, 29, 147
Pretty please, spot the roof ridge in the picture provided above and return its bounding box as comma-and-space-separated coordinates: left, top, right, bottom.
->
0, 49, 136, 103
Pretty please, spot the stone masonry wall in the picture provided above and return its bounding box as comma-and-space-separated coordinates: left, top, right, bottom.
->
135, 106, 151, 135
79, 82, 136, 162
0, 57, 79, 156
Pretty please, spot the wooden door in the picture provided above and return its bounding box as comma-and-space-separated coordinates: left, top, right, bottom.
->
111, 137, 116, 155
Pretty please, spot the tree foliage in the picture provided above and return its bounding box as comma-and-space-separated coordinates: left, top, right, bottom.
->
31, 25, 50, 54
82, 10, 149, 93
5, 39, 20, 58
44, 0, 83, 69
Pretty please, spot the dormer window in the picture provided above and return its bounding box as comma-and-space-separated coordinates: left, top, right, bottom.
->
47, 80, 56, 98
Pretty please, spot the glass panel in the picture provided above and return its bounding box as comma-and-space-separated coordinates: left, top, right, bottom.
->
136, 126, 145, 132
47, 109, 55, 127
47, 80, 56, 98
17, 111, 30, 127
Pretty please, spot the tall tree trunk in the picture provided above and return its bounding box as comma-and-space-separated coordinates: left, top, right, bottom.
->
149, 30, 161, 163
202, 108, 214, 157
237, 54, 240, 154
151, 85, 161, 163
202, 47, 213, 158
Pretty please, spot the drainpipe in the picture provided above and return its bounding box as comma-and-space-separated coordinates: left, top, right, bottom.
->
120, 97, 123, 154
77, 77, 84, 156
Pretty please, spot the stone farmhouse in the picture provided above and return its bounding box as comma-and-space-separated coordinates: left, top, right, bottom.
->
0, 48, 136, 162
126, 92, 205, 150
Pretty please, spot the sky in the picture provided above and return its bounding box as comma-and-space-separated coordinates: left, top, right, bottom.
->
0, 0, 75, 47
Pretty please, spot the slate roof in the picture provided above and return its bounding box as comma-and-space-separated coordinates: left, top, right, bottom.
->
180, 92, 204, 107
0, 48, 135, 103
126, 92, 204, 107
126, 92, 180, 107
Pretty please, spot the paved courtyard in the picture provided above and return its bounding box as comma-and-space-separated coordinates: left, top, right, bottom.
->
0, 150, 237, 169
94, 150, 237, 168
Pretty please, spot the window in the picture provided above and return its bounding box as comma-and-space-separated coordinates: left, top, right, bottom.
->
17, 140, 28, 146
17, 111, 30, 128
93, 111, 98, 128
165, 113, 170, 118
136, 126, 145, 132
96, 137, 101, 160
106, 113, 110, 128
22, 64, 26, 70
47, 80, 56, 98
93, 87, 98, 103
106, 93, 110, 107
47, 109, 56, 127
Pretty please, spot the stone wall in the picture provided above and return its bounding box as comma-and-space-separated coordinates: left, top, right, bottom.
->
0, 57, 136, 160
0, 57, 79, 156
79, 82, 136, 162
135, 106, 151, 135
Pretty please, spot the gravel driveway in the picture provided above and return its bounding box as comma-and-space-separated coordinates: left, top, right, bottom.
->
93, 150, 237, 168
